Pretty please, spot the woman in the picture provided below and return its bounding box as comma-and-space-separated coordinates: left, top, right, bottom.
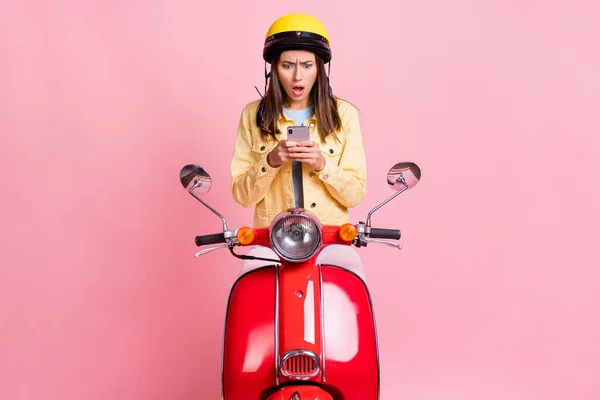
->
230, 13, 367, 280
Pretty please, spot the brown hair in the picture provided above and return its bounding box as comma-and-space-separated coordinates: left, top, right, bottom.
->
257, 54, 342, 144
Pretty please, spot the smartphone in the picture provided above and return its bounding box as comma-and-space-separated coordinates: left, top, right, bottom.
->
287, 125, 310, 143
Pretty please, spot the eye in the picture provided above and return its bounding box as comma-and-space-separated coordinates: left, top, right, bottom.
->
304, 64, 313, 69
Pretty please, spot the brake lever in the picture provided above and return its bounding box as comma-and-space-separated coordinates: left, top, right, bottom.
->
361, 237, 403, 250
194, 243, 230, 257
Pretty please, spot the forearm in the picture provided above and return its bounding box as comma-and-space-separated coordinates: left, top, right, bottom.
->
231, 153, 279, 207
317, 158, 366, 208
316, 103, 367, 208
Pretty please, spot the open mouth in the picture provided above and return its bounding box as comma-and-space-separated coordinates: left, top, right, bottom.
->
292, 86, 304, 96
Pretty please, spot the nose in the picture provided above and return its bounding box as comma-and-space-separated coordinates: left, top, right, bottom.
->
294, 64, 302, 81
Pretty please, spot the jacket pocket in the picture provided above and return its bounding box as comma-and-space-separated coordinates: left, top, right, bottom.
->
319, 137, 343, 165
252, 140, 275, 157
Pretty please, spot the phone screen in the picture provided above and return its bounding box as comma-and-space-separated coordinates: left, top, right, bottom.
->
287, 126, 310, 142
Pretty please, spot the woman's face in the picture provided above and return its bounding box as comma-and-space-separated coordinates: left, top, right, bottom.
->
276, 50, 318, 110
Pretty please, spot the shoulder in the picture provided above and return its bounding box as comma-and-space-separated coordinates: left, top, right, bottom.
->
333, 97, 360, 128
334, 97, 359, 118
240, 98, 263, 117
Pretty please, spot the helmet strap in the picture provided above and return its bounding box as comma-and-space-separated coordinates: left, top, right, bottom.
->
264, 61, 271, 96
254, 61, 271, 134
254, 61, 271, 99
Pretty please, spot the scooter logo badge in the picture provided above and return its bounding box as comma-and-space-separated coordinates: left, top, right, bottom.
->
290, 391, 301, 400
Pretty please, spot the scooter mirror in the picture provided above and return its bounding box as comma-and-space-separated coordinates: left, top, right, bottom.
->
387, 162, 421, 191
180, 164, 212, 195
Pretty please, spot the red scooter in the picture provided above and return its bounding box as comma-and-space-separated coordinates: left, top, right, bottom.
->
179, 161, 421, 400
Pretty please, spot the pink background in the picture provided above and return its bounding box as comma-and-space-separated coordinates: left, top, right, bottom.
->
1, 1, 599, 399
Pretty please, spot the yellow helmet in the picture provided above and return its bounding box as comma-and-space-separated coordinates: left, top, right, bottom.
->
263, 13, 332, 64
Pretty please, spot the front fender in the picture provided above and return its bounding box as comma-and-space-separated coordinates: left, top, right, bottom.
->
266, 386, 334, 400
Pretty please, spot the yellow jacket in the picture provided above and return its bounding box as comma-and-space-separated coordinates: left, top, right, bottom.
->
230, 98, 367, 228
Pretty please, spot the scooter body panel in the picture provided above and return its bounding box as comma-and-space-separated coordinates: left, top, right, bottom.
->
222, 266, 277, 399
321, 265, 380, 399
222, 262, 379, 400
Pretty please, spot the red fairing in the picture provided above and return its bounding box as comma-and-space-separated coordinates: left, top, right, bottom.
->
222, 267, 277, 399
321, 265, 380, 399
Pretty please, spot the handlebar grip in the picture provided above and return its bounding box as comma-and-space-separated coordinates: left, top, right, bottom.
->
369, 228, 401, 240
195, 233, 226, 246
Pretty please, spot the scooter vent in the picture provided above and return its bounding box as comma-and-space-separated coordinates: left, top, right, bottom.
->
280, 350, 320, 379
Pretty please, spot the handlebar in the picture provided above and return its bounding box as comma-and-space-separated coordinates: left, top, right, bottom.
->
369, 228, 401, 240
193, 226, 400, 248
195, 232, 226, 246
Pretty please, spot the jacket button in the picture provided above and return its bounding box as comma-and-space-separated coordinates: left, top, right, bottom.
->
322, 174, 329, 180
260, 145, 265, 151
310, 202, 316, 208
261, 167, 267, 172
309, 172, 315, 177
309, 122, 315, 128
329, 149, 334, 154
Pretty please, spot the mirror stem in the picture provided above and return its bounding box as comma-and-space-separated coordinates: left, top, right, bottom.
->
189, 188, 228, 232
366, 178, 408, 229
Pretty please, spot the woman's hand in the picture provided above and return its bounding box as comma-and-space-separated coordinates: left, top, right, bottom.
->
288, 141, 326, 171
267, 140, 296, 168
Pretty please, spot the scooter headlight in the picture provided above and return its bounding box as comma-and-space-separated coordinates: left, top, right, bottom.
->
270, 210, 322, 262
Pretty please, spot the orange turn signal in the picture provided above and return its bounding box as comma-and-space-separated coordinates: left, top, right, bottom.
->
237, 227, 255, 245
339, 223, 358, 242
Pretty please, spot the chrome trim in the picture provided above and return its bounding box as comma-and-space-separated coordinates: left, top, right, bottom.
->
373, 302, 381, 400
274, 264, 280, 385
220, 310, 226, 400
319, 264, 326, 381
280, 350, 321, 379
